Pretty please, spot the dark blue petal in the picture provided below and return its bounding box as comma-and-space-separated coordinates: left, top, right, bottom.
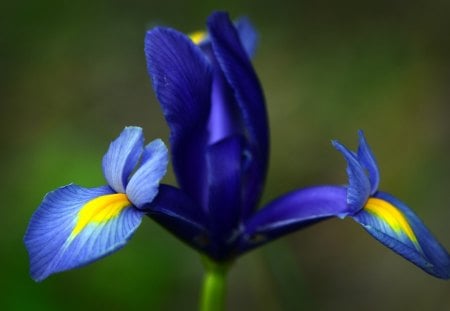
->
147, 184, 209, 252
234, 16, 258, 58
207, 11, 268, 162
102, 127, 144, 193
126, 139, 169, 209
357, 130, 380, 195
333, 139, 371, 213
192, 15, 258, 59
239, 186, 348, 253
207, 12, 269, 216
24, 185, 144, 282
206, 136, 243, 252
145, 27, 212, 205
353, 192, 450, 279
207, 71, 242, 144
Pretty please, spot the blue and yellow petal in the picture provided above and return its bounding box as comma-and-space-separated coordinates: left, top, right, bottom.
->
353, 192, 450, 279
334, 131, 450, 279
24, 185, 144, 281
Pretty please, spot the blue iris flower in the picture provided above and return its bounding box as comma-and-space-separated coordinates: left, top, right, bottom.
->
244, 130, 449, 279
333, 131, 450, 278
146, 12, 449, 277
24, 11, 449, 282
24, 127, 168, 281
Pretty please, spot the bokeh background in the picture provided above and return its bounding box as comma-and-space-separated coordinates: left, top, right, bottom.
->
2, 0, 449, 310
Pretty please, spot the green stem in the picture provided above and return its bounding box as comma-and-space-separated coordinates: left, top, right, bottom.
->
199, 257, 230, 311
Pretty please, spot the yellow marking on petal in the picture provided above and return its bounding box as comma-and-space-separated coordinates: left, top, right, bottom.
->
69, 193, 131, 240
189, 30, 206, 45
364, 197, 419, 246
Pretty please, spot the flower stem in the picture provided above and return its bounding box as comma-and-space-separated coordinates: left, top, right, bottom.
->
199, 257, 230, 311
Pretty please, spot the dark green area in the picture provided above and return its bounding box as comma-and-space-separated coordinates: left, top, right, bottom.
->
2, 0, 449, 310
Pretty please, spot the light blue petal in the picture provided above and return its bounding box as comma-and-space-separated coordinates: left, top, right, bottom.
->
24, 185, 144, 282
332, 139, 371, 213
102, 127, 144, 193
126, 139, 169, 209
234, 16, 258, 58
357, 130, 380, 194
353, 192, 450, 279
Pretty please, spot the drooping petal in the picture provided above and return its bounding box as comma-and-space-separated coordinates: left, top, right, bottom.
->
205, 136, 243, 256
357, 130, 380, 194
332, 139, 371, 213
352, 191, 450, 279
102, 127, 144, 193
239, 186, 348, 254
208, 12, 269, 216
24, 185, 144, 282
234, 16, 258, 58
145, 27, 212, 205
147, 184, 208, 253
126, 139, 169, 209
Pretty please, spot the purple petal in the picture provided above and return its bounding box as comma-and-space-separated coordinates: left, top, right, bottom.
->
147, 184, 208, 253
234, 16, 258, 58
24, 185, 144, 282
207, 71, 242, 145
205, 136, 243, 253
332, 139, 371, 213
357, 130, 380, 195
207, 12, 269, 216
126, 139, 168, 209
102, 127, 144, 193
145, 27, 212, 206
353, 191, 450, 279
240, 186, 348, 253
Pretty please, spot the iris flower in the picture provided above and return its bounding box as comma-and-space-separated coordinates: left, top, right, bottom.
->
243, 131, 449, 279
143, 11, 449, 278
25, 10, 448, 310
24, 127, 168, 281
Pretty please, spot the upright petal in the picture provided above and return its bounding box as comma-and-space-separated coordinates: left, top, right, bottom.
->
234, 16, 258, 58
205, 136, 243, 257
145, 27, 212, 205
333, 140, 371, 213
207, 71, 242, 144
126, 139, 169, 209
24, 185, 144, 281
189, 15, 258, 58
352, 192, 450, 279
208, 12, 269, 215
208, 11, 268, 162
102, 127, 144, 193
240, 186, 348, 254
357, 130, 380, 194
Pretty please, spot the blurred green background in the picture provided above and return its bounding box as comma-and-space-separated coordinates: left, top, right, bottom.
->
2, 0, 449, 310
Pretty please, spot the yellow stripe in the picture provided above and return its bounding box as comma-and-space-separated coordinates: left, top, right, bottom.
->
189, 31, 206, 45
69, 193, 131, 239
364, 197, 419, 246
